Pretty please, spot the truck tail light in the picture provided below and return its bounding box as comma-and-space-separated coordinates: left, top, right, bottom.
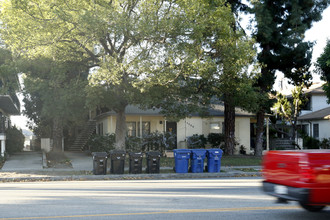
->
299, 156, 315, 183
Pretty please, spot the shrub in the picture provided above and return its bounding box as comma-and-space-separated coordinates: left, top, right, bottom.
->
88, 133, 115, 152
6, 126, 24, 154
207, 133, 225, 147
303, 136, 320, 149
187, 134, 207, 148
126, 131, 176, 154
126, 136, 143, 153
320, 138, 330, 149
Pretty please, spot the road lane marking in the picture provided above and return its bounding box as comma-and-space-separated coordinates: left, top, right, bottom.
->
1, 206, 300, 219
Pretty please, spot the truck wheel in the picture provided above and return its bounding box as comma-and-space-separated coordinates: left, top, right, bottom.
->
299, 202, 325, 212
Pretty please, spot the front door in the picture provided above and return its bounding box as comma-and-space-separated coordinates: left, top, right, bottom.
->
166, 122, 177, 149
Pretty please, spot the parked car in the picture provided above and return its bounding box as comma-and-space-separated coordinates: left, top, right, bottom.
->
262, 150, 330, 212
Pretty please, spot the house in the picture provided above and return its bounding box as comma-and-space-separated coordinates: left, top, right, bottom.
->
94, 104, 256, 155
297, 83, 330, 140
0, 95, 20, 157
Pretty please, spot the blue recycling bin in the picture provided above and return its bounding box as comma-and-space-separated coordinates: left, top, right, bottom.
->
173, 149, 191, 173
206, 149, 223, 172
190, 149, 207, 173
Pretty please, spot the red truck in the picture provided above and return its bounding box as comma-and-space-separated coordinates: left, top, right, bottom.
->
262, 150, 330, 212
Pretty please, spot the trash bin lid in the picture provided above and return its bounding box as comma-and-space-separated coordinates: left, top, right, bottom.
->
129, 152, 143, 157
92, 152, 108, 157
173, 149, 191, 154
191, 149, 206, 154
146, 151, 161, 157
207, 149, 223, 156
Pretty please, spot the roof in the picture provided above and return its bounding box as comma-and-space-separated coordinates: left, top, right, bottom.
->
298, 106, 330, 121
303, 83, 326, 95
96, 104, 255, 119
191, 104, 255, 117
0, 95, 20, 115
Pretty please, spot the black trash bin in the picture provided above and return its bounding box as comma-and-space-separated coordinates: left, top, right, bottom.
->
129, 152, 143, 174
92, 152, 108, 175
109, 150, 126, 174
146, 151, 161, 174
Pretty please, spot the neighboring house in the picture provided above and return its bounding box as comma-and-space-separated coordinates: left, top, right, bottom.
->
297, 83, 330, 140
0, 95, 20, 156
95, 104, 256, 155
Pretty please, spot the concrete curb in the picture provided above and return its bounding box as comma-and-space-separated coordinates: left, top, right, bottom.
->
0, 172, 262, 182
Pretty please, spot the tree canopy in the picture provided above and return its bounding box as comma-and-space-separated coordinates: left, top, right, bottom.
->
0, 0, 240, 150
316, 40, 330, 101
251, 0, 329, 155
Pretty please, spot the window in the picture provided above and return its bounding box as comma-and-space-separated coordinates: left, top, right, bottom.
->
210, 122, 220, 130
313, 123, 319, 139
126, 122, 136, 137
138, 122, 150, 137
97, 123, 103, 135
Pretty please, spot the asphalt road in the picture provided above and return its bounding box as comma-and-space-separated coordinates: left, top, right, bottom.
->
0, 177, 329, 220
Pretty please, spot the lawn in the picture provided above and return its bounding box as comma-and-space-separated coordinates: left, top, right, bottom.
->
220, 155, 263, 166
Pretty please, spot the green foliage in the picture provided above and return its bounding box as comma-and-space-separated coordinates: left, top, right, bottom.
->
251, 0, 329, 156
207, 133, 225, 147
316, 40, 330, 102
88, 134, 116, 153
303, 136, 320, 149
0, 48, 20, 107
273, 85, 308, 140
125, 136, 143, 153
320, 138, 330, 149
126, 131, 176, 154
6, 126, 25, 154
187, 134, 207, 149
0, 0, 238, 150
19, 57, 89, 150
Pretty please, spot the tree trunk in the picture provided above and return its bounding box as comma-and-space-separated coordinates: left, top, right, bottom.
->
224, 99, 236, 155
255, 110, 264, 156
115, 105, 127, 150
52, 117, 63, 152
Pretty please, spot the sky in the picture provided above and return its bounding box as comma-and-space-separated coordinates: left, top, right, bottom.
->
10, 6, 330, 131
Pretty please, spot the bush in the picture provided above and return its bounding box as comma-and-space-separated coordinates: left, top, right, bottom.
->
207, 133, 225, 147
303, 136, 320, 149
6, 126, 24, 154
126, 136, 143, 153
187, 134, 207, 148
320, 138, 330, 149
126, 131, 176, 154
88, 133, 115, 152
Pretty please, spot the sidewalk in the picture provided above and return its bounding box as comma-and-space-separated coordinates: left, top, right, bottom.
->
1, 151, 43, 171
0, 151, 262, 182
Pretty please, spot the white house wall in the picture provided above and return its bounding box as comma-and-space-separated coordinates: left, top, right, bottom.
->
105, 115, 165, 135
311, 95, 330, 112
177, 116, 251, 154
177, 117, 203, 148
318, 120, 330, 140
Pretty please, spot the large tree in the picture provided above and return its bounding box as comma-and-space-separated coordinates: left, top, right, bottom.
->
316, 40, 330, 100
1, 0, 237, 150
251, 0, 329, 156
20, 57, 89, 151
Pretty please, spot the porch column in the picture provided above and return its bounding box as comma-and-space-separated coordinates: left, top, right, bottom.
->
0, 134, 6, 157
140, 116, 143, 138
110, 116, 113, 134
